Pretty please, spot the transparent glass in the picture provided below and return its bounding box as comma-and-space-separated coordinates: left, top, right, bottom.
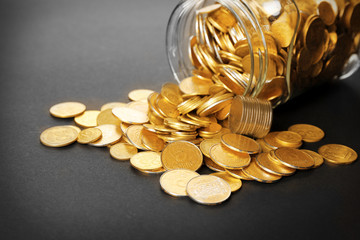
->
166, 0, 360, 106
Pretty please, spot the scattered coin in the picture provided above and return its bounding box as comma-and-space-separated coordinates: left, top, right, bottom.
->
40, 126, 78, 147
89, 124, 122, 147
97, 108, 121, 126
161, 141, 203, 171
186, 175, 231, 205
221, 133, 260, 154
209, 143, 251, 169
100, 102, 127, 111
242, 160, 282, 183
77, 128, 102, 144
112, 107, 149, 124
274, 148, 315, 169
160, 169, 200, 197
301, 149, 324, 168
288, 124, 325, 142
130, 151, 162, 171
318, 144, 357, 165
74, 110, 100, 128
110, 143, 138, 160
210, 172, 242, 192
49, 102, 86, 118
128, 89, 154, 101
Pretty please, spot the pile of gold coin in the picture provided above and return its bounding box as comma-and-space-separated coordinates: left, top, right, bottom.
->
40, 88, 357, 205
184, 1, 360, 106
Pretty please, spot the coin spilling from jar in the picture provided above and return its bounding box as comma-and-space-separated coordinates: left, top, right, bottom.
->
40, 85, 357, 205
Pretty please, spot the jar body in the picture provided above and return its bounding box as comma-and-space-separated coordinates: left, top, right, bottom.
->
166, 0, 360, 106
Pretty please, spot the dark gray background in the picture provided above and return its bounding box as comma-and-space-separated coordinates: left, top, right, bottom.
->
1, 0, 360, 239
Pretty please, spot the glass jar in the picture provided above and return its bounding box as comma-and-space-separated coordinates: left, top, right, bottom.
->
166, 0, 360, 107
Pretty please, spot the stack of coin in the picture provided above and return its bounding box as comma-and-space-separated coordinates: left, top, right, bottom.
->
182, 1, 360, 106
229, 95, 273, 138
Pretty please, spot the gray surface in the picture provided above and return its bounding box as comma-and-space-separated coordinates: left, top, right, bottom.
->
1, 0, 360, 239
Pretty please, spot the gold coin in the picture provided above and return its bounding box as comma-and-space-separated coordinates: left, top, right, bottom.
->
139, 167, 166, 175
160, 169, 200, 197
125, 125, 148, 150
221, 133, 260, 154
209, 143, 251, 169
142, 124, 157, 133
179, 77, 212, 96
96, 108, 121, 126
274, 131, 302, 148
49, 102, 86, 118
128, 89, 154, 101
242, 160, 282, 183
160, 82, 183, 105
130, 151, 162, 171
89, 124, 122, 147
255, 152, 295, 176
225, 168, 253, 180
77, 128, 102, 144
154, 124, 177, 133
274, 148, 315, 169
161, 141, 203, 171
215, 104, 231, 121
318, 144, 358, 165
109, 142, 138, 160
120, 122, 131, 134
263, 132, 283, 149
40, 126, 78, 147
210, 172, 242, 192
164, 118, 198, 131
199, 122, 222, 134
301, 149, 324, 168
127, 101, 149, 114
148, 92, 166, 119
68, 125, 81, 133
200, 138, 221, 157
156, 96, 180, 119
288, 124, 325, 142
112, 107, 149, 124
256, 138, 275, 152
204, 156, 225, 172
100, 102, 127, 111
74, 110, 100, 128
186, 175, 231, 205
141, 129, 165, 152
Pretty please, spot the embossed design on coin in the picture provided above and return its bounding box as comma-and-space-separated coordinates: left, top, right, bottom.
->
160, 169, 200, 197
186, 175, 231, 205
210, 172, 242, 192
77, 128, 102, 144
318, 144, 357, 165
274, 148, 315, 169
288, 124, 325, 142
221, 133, 260, 154
40, 126, 78, 147
161, 141, 203, 171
